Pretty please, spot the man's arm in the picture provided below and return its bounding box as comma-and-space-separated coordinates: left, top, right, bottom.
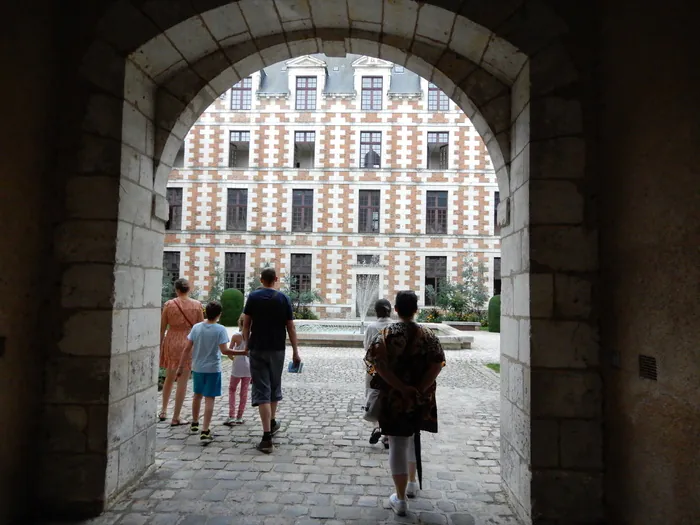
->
286, 320, 300, 363
242, 314, 252, 347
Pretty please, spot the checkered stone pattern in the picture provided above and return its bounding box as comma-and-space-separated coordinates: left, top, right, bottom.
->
166, 70, 500, 318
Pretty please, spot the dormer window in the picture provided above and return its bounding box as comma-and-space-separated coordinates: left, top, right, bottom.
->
361, 77, 383, 111
295, 76, 317, 111
394, 65, 405, 73
231, 77, 252, 110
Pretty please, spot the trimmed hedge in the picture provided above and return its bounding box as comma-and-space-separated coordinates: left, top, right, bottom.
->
219, 288, 244, 327
488, 295, 501, 333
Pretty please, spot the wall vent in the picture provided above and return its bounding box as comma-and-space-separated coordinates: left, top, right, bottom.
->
639, 355, 658, 381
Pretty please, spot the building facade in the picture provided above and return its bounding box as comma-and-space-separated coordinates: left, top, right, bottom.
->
164, 54, 500, 318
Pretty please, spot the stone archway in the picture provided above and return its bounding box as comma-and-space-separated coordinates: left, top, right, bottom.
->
50, 2, 600, 523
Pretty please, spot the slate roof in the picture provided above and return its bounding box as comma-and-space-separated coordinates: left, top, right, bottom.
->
257, 54, 423, 95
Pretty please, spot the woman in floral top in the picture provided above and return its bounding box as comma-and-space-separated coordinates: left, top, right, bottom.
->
365, 290, 445, 516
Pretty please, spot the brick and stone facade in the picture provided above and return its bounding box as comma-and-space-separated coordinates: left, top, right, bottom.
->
165, 55, 501, 317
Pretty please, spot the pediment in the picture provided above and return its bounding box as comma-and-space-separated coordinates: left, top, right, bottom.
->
351, 56, 393, 69
286, 55, 327, 68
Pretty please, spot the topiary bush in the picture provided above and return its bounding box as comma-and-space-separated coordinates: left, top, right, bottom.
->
219, 288, 244, 327
488, 295, 501, 333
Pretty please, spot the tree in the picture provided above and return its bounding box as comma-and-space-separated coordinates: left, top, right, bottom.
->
280, 275, 323, 319
161, 274, 175, 305
426, 254, 489, 319
207, 260, 225, 302
247, 260, 272, 293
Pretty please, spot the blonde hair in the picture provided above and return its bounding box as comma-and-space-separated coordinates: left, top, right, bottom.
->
237, 314, 245, 331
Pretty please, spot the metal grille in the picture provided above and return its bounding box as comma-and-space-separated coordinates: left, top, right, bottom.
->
639, 355, 658, 380
162, 252, 180, 284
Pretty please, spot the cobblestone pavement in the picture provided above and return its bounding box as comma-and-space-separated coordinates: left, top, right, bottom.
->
81, 336, 516, 525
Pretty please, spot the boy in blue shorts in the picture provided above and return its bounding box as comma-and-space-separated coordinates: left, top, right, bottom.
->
177, 301, 244, 441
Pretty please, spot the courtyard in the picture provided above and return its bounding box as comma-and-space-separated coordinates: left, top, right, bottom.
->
77, 333, 516, 525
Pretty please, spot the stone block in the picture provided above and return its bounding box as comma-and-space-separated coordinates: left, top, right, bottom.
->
500, 315, 519, 359
131, 226, 165, 268
82, 94, 123, 142
510, 101, 529, 160
531, 320, 599, 369
531, 470, 603, 522
139, 153, 154, 190
530, 180, 584, 225
518, 318, 531, 364
44, 405, 88, 452
61, 264, 115, 309
114, 265, 145, 309
510, 143, 528, 191
124, 59, 156, 120
109, 353, 129, 403
348, 38, 379, 58
116, 220, 133, 265
163, 67, 207, 109
119, 179, 153, 229
143, 269, 164, 307
45, 356, 110, 405
530, 137, 585, 180
530, 96, 583, 140
448, 15, 491, 66
531, 370, 602, 419
500, 231, 521, 276
121, 144, 141, 184
321, 40, 347, 58
106, 448, 120, 499
108, 395, 135, 448
133, 388, 157, 433
513, 272, 530, 317
416, 4, 455, 43
528, 273, 553, 318
59, 310, 114, 357
261, 43, 292, 66
112, 309, 129, 355
531, 418, 558, 468
67, 175, 120, 220
88, 405, 109, 453
127, 309, 160, 352
383, 0, 417, 39
165, 16, 218, 64
128, 346, 157, 394
56, 220, 118, 264
130, 32, 182, 80
240, 0, 282, 36
201, 3, 247, 40
348, 0, 382, 23
40, 452, 107, 504
560, 419, 603, 469
482, 34, 527, 84
530, 42, 578, 96
554, 274, 593, 319
118, 429, 149, 490
405, 55, 434, 87
152, 193, 169, 223
287, 39, 320, 58
512, 183, 529, 232
511, 61, 530, 121
380, 43, 409, 67
80, 39, 127, 98
500, 276, 514, 316
122, 101, 149, 154
530, 226, 597, 272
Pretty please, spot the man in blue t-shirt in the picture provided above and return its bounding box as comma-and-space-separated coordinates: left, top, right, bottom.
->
243, 267, 301, 453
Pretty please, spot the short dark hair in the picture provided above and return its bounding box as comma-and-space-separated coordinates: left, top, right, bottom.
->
174, 278, 190, 293
260, 267, 277, 284
205, 301, 223, 320
395, 290, 418, 319
374, 298, 392, 318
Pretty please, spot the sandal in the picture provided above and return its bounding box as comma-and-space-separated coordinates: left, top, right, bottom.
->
158, 412, 167, 422
170, 419, 189, 427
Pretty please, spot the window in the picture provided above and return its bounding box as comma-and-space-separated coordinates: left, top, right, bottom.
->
361, 76, 383, 110
226, 189, 248, 231
493, 257, 502, 295
357, 254, 378, 265
163, 252, 180, 294
425, 256, 447, 306
295, 76, 317, 110
229, 131, 250, 168
494, 191, 500, 233
292, 189, 313, 232
426, 191, 448, 234
394, 65, 405, 73
428, 83, 449, 111
231, 77, 252, 110
358, 190, 380, 233
291, 254, 312, 293
427, 132, 449, 169
360, 131, 382, 168
165, 188, 182, 230
294, 131, 315, 168
225, 253, 246, 293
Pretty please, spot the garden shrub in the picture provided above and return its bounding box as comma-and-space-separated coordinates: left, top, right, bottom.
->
488, 295, 501, 333
417, 308, 443, 323
294, 307, 319, 320
219, 288, 244, 326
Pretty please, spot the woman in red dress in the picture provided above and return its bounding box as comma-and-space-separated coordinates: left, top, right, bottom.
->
159, 278, 204, 425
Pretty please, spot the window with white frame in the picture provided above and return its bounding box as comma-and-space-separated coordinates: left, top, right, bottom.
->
427, 132, 449, 169
225, 252, 246, 293
231, 77, 252, 110
360, 131, 381, 169
428, 83, 450, 111
295, 76, 317, 110
425, 256, 447, 306
294, 131, 315, 168
291, 254, 312, 293
361, 76, 383, 110
426, 191, 448, 234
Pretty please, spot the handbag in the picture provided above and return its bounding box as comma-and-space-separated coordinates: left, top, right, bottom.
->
172, 299, 195, 329
363, 387, 381, 422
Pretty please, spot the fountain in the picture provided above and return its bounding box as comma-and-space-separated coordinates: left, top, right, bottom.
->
356, 274, 380, 333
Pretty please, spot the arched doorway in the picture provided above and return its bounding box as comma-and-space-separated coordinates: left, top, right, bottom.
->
46, 2, 600, 523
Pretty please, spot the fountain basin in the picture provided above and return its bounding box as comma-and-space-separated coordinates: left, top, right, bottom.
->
290, 320, 472, 350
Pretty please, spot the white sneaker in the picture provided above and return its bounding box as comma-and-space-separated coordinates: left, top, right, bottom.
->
406, 481, 419, 498
389, 493, 407, 516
